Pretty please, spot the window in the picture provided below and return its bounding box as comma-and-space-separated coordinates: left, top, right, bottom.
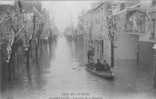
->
125, 10, 146, 33
120, 3, 125, 10
151, 19, 156, 39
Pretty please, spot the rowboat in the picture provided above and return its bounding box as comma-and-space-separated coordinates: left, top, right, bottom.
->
86, 64, 114, 79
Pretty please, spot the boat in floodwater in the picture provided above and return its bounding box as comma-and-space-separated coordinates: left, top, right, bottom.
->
86, 64, 114, 79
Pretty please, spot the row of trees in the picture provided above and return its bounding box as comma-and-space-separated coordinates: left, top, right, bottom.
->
0, 0, 57, 91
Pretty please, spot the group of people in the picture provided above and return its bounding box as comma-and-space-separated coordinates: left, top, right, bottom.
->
87, 46, 111, 72
95, 59, 110, 71
87, 57, 111, 72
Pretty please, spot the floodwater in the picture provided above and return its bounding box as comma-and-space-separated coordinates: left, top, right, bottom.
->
2, 35, 156, 99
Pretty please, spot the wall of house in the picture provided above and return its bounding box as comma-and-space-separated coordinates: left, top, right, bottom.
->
103, 38, 111, 65
138, 42, 153, 66
115, 32, 138, 60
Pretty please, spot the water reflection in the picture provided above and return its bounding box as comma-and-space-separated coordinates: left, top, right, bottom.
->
1, 38, 57, 99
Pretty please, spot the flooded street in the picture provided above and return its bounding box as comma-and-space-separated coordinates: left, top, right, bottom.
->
1, 0, 156, 99
43, 36, 116, 97
5, 36, 155, 99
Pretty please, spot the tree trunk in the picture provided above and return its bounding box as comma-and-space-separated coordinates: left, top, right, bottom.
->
35, 40, 39, 66
8, 43, 16, 81
111, 39, 114, 68
26, 48, 31, 82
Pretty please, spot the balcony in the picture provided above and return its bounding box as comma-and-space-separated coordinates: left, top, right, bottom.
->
125, 24, 146, 36
125, 9, 147, 36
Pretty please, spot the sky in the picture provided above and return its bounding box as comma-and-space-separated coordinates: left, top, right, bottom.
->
0, 0, 14, 5
42, 1, 94, 32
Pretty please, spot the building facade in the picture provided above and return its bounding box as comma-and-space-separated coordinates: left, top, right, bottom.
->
111, 0, 156, 87
77, 1, 112, 65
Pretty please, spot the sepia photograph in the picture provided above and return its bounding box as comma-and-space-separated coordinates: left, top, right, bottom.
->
0, 0, 156, 99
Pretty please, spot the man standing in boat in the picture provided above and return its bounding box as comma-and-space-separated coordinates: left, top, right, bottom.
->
87, 47, 95, 64
95, 59, 111, 71
103, 60, 111, 71
95, 59, 104, 71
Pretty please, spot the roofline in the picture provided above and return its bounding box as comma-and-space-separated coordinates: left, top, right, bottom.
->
92, 2, 105, 11
84, 1, 106, 15
82, 1, 142, 18
109, 2, 142, 17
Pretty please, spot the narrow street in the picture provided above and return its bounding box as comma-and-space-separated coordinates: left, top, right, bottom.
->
44, 36, 121, 96
43, 36, 156, 98
1, 0, 156, 99
8, 35, 154, 99
2, 35, 156, 99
